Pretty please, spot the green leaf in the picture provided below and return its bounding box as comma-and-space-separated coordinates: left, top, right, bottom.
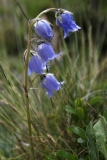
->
68, 126, 87, 140
56, 150, 78, 160
89, 96, 103, 106
86, 119, 99, 160
93, 115, 107, 160
74, 98, 83, 108
65, 105, 76, 114
103, 109, 107, 121
76, 107, 84, 119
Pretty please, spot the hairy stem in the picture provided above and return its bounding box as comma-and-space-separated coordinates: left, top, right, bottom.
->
31, 8, 56, 25
24, 21, 35, 160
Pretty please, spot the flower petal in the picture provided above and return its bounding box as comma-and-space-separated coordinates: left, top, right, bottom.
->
37, 42, 62, 63
41, 74, 64, 97
56, 10, 81, 38
28, 55, 46, 75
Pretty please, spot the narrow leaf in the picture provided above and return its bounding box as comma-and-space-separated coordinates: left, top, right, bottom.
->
76, 107, 84, 119
103, 109, 107, 121
57, 150, 78, 160
68, 126, 87, 140
65, 105, 76, 114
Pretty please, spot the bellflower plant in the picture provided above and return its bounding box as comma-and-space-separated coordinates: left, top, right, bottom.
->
37, 42, 62, 63
28, 54, 46, 75
55, 9, 81, 38
22, 6, 81, 159
41, 74, 64, 97
34, 19, 54, 41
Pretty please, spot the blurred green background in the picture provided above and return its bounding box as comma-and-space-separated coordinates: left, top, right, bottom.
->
0, 0, 107, 58
0, 0, 107, 80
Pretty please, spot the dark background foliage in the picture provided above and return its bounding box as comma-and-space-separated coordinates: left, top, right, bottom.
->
0, 0, 107, 57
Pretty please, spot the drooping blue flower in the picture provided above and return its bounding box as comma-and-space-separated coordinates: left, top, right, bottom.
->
34, 19, 54, 41
56, 9, 81, 38
28, 54, 46, 75
41, 74, 64, 97
37, 42, 62, 63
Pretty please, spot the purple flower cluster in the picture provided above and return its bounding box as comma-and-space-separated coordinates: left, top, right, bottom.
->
28, 9, 81, 97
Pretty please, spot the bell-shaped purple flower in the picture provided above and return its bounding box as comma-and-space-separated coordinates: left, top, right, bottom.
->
28, 54, 46, 75
56, 10, 81, 38
41, 74, 64, 97
34, 19, 54, 41
37, 42, 62, 63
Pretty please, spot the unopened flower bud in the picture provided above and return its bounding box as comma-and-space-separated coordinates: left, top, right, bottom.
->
34, 19, 54, 41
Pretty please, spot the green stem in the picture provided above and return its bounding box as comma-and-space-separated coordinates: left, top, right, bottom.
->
24, 21, 35, 160
31, 8, 56, 25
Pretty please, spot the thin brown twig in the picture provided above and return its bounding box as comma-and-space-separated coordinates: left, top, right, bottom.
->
77, 147, 88, 156
85, 101, 98, 117
15, 0, 29, 21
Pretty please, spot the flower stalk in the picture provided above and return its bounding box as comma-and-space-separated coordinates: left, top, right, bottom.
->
31, 8, 56, 25
24, 21, 35, 160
